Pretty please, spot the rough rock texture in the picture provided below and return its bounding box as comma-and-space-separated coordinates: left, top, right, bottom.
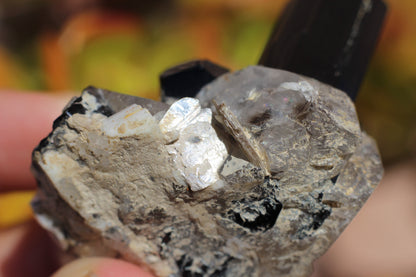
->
31, 67, 383, 277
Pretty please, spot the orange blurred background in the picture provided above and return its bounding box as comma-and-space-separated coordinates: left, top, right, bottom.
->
0, 0, 415, 276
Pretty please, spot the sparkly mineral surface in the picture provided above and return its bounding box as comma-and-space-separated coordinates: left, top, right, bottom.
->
31, 66, 383, 277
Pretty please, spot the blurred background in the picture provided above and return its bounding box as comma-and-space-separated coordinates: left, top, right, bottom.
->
0, 0, 415, 276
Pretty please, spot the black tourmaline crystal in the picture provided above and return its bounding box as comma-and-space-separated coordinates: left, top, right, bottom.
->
160, 60, 229, 99
259, 0, 387, 100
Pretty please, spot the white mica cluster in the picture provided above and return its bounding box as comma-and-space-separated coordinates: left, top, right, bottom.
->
101, 97, 228, 191
160, 98, 228, 191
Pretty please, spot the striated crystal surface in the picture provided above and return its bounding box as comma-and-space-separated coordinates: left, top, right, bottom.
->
32, 67, 382, 277
259, 0, 387, 100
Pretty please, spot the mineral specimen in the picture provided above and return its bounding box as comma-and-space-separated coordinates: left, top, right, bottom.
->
31, 66, 383, 277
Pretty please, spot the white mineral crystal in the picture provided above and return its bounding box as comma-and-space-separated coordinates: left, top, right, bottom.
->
101, 104, 161, 138
99, 97, 227, 192
80, 92, 101, 113
158, 98, 208, 143
159, 98, 228, 191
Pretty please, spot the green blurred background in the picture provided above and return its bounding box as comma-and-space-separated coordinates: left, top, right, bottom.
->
0, 0, 415, 164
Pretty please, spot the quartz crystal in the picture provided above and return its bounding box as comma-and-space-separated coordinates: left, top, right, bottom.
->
32, 67, 383, 277
197, 66, 362, 186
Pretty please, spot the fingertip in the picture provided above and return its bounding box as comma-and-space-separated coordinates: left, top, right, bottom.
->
94, 258, 155, 277
52, 257, 155, 277
51, 258, 100, 277
0, 91, 74, 191
0, 220, 60, 276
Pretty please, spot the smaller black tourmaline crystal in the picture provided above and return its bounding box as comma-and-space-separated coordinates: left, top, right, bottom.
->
52, 97, 86, 129
160, 60, 229, 99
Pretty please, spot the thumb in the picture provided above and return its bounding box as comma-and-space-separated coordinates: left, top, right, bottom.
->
52, 257, 155, 277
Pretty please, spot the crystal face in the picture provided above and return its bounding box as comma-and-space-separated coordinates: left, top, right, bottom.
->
159, 98, 228, 191
31, 67, 383, 277
160, 59, 229, 99
102, 104, 161, 138
197, 66, 361, 186
259, 0, 387, 100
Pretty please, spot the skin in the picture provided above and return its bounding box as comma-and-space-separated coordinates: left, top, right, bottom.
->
312, 159, 416, 277
0, 90, 153, 277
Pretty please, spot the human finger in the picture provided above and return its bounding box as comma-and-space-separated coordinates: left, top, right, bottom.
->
0, 220, 60, 277
52, 257, 155, 277
0, 91, 73, 191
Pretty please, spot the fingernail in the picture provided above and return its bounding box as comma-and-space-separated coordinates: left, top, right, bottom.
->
52, 257, 101, 277
52, 257, 155, 277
